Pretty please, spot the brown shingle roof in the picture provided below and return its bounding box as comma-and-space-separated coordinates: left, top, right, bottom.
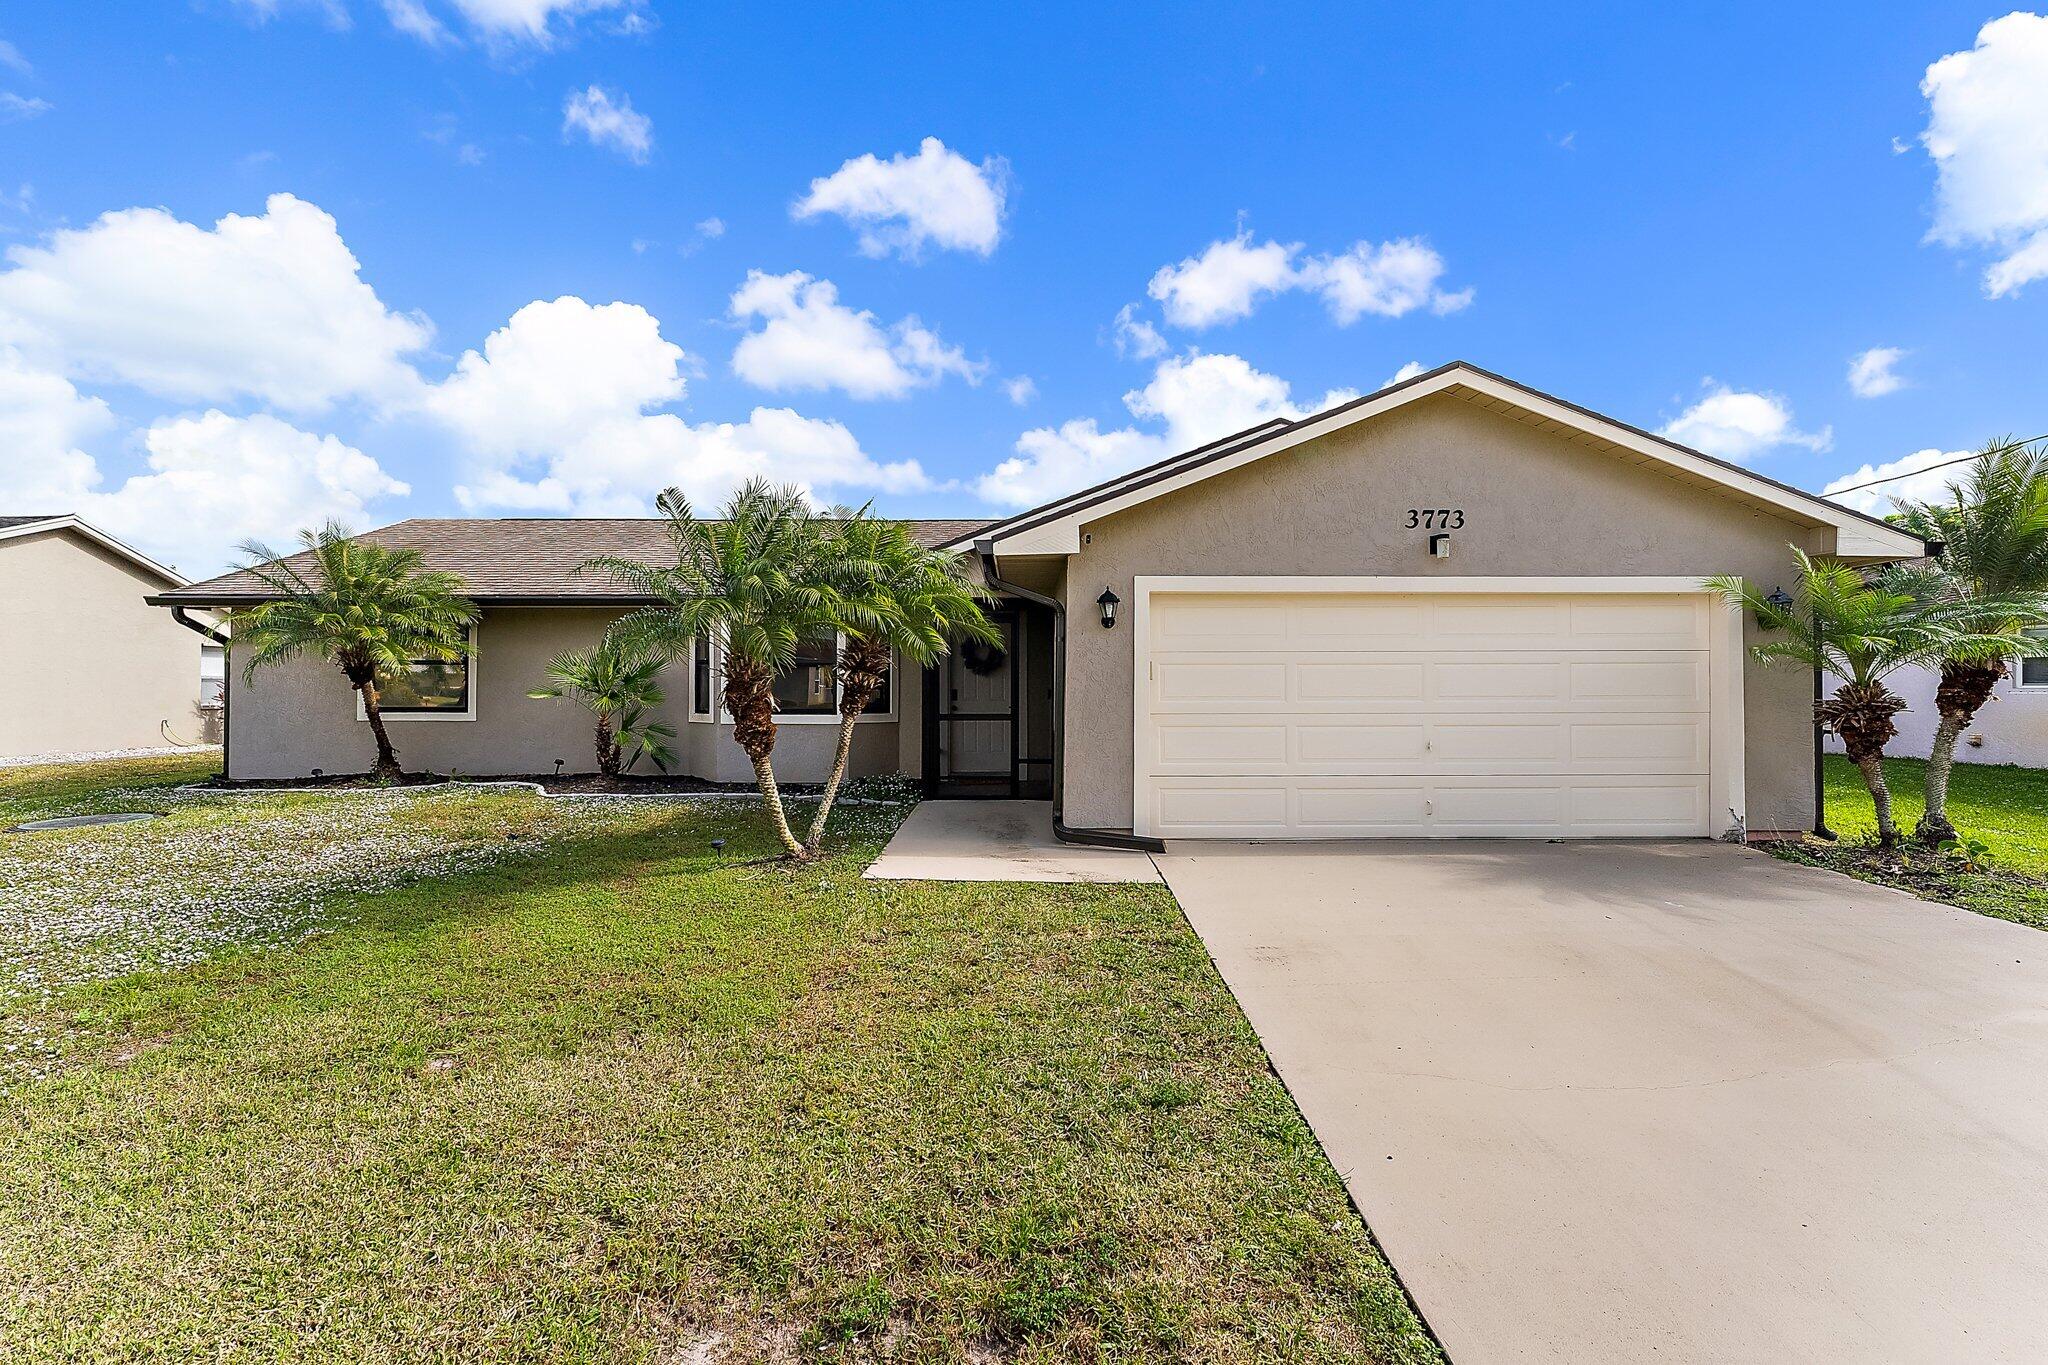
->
151, 517, 1000, 605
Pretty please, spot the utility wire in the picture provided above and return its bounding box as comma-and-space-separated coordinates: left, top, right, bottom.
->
1824, 432, 2048, 496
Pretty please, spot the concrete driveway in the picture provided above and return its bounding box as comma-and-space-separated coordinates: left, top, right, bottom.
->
1155, 840, 2048, 1365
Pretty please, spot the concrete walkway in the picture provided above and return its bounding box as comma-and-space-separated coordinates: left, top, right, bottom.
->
864, 800, 1160, 883
1155, 839, 2048, 1365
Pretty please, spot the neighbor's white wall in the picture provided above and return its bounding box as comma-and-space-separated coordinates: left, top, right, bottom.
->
1825, 662, 2048, 769
0, 528, 203, 759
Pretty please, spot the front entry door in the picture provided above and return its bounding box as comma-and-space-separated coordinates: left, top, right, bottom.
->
939, 611, 1017, 793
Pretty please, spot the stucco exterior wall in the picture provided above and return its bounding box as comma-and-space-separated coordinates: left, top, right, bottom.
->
0, 528, 203, 759
1825, 662, 2048, 769
226, 606, 901, 783
1052, 395, 1826, 832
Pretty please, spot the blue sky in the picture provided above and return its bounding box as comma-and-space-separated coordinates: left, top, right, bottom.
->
1, 2, 2044, 574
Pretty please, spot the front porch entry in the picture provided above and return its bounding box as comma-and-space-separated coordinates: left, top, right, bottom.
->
921, 600, 1055, 800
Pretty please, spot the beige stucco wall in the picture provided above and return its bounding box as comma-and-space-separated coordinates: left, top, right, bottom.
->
1051, 395, 1826, 833
226, 606, 902, 784
0, 528, 204, 759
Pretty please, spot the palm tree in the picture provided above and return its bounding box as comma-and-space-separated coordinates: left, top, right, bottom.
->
801, 510, 999, 853
586, 480, 841, 859
1888, 439, 2048, 843
527, 639, 677, 780
229, 522, 477, 782
1707, 549, 2030, 851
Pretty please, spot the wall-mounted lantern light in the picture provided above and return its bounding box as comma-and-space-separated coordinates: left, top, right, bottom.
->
1758, 586, 1795, 629
1097, 587, 1121, 629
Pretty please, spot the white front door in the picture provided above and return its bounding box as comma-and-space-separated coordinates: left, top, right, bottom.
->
1136, 588, 1720, 839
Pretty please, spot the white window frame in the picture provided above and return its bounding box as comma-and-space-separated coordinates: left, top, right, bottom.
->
688, 632, 896, 724
357, 627, 479, 723
2018, 628, 2048, 691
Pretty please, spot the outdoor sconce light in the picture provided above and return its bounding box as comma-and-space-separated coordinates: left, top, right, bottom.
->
1097, 587, 1121, 629
1759, 586, 1795, 629
1428, 533, 1452, 559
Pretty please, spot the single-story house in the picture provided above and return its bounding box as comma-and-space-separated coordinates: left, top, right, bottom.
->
150, 363, 1925, 840
1, 513, 220, 760
1826, 638, 2048, 770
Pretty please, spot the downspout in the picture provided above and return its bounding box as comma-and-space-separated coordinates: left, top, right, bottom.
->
169, 606, 231, 778
978, 548, 1165, 853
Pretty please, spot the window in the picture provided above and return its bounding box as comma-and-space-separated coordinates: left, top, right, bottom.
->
2022, 629, 2048, 690
380, 656, 470, 712
691, 632, 893, 721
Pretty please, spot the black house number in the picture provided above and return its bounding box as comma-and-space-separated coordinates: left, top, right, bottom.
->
1405, 508, 1465, 529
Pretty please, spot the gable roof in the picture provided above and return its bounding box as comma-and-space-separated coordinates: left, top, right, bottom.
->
151, 517, 994, 607
951, 361, 1927, 561
0, 514, 189, 586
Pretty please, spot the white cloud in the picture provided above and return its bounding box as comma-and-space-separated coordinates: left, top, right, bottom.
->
562, 85, 651, 163
442, 0, 636, 41
1147, 232, 1301, 329
1659, 381, 1832, 462
0, 40, 30, 75
0, 354, 407, 573
792, 137, 1007, 259
381, 0, 452, 42
1847, 346, 1908, 397
1824, 447, 1971, 515
728, 270, 984, 400
1002, 376, 1037, 406
975, 351, 1355, 507
430, 294, 928, 513
1111, 303, 1167, 360
0, 93, 50, 121
1386, 360, 1427, 387
0, 193, 431, 413
1146, 230, 1471, 329
1919, 11, 2048, 296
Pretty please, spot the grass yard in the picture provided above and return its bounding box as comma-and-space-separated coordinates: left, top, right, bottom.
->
0, 756, 1438, 1364
1774, 755, 2048, 930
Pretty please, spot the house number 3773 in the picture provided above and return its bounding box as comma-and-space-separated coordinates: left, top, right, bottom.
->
1405, 508, 1465, 529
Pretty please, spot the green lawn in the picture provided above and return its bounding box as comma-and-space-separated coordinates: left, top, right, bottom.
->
0, 757, 1438, 1364
1790, 754, 2048, 929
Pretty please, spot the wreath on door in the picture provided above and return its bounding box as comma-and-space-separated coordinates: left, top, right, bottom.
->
959, 637, 1008, 676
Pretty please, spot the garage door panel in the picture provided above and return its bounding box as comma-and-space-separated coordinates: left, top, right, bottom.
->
1141, 591, 1714, 839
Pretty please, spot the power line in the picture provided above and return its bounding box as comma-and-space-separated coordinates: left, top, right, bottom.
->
1824, 432, 2048, 496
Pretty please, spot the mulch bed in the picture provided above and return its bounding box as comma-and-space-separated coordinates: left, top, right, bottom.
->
197, 771, 828, 796
1772, 837, 2048, 905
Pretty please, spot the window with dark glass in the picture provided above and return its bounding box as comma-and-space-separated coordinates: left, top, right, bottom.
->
2022, 630, 2048, 689
864, 664, 891, 715
692, 636, 712, 715
772, 633, 839, 714
380, 654, 469, 712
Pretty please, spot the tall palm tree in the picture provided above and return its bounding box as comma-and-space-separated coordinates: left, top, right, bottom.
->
527, 638, 677, 779
229, 522, 478, 781
1888, 439, 2048, 842
1707, 549, 2029, 851
586, 480, 841, 859
801, 510, 999, 853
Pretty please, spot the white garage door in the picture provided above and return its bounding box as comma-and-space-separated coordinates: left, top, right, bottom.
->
1137, 591, 1713, 839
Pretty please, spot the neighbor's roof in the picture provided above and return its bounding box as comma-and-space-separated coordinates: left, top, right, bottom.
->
950, 361, 1928, 561
151, 517, 997, 606
0, 514, 190, 586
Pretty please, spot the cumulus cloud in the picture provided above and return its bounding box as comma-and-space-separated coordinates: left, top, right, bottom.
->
1919, 11, 2048, 296
975, 351, 1355, 507
429, 293, 928, 512
562, 85, 652, 163
727, 270, 985, 400
1658, 381, 1832, 462
793, 137, 1007, 259
1823, 447, 1971, 515
0, 193, 431, 413
1385, 360, 1428, 387
1002, 376, 1037, 406
0, 351, 408, 573
1847, 346, 1908, 397
1111, 303, 1167, 360
1146, 229, 1471, 329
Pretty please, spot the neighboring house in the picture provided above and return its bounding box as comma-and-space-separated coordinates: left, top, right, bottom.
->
1825, 635, 2048, 769
0, 514, 219, 760
151, 362, 1925, 840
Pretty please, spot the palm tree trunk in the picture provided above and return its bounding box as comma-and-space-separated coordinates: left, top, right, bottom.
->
1818, 680, 1907, 853
359, 679, 402, 781
804, 684, 876, 853
1917, 660, 2004, 845
724, 655, 807, 859
750, 752, 807, 859
1855, 753, 1899, 851
595, 716, 618, 778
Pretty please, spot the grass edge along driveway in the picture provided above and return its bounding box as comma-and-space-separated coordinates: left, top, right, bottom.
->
0, 755, 1440, 1364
